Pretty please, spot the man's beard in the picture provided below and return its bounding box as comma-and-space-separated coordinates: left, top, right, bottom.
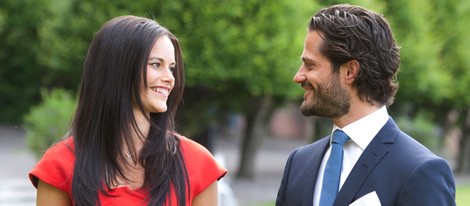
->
300, 75, 350, 118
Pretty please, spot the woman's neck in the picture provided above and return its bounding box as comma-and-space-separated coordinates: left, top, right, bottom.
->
132, 108, 150, 141
121, 108, 150, 162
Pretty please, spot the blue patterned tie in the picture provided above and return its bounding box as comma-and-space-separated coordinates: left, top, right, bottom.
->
319, 129, 350, 206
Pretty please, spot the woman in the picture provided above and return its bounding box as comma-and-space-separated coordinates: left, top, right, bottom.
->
29, 15, 227, 206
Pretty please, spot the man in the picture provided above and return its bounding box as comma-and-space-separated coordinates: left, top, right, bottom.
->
276, 4, 456, 206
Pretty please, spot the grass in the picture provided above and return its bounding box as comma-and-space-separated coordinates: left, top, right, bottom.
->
251, 185, 470, 206
457, 185, 470, 206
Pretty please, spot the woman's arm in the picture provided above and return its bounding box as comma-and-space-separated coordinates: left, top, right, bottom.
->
192, 181, 218, 206
36, 180, 71, 206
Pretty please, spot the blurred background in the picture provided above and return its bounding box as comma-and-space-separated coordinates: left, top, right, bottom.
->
1, 0, 470, 205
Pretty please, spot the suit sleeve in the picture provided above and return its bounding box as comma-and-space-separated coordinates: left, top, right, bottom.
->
397, 157, 456, 206
275, 149, 297, 206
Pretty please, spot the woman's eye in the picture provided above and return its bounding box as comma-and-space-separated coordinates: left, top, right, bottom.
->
170, 67, 176, 74
150, 62, 160, 68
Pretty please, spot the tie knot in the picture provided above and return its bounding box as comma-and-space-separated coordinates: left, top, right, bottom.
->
332, 129, 349, 145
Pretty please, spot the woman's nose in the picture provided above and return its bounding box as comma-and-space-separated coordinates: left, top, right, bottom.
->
162, 67, 175, 83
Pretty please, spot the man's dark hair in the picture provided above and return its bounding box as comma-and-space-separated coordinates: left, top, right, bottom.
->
309, 4, 400, 106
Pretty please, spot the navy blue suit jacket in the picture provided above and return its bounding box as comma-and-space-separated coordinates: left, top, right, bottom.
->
276, 118, 456, 206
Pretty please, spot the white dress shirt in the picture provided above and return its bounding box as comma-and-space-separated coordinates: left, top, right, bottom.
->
313, 106, 389, 206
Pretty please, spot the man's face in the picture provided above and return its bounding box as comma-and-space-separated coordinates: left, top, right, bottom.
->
293, 31, 350, 118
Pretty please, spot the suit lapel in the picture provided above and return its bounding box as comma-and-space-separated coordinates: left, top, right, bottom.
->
334, 118, 399, 206
302, 137, 330, 206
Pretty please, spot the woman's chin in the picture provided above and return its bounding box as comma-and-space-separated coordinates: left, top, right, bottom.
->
149, 105, 168, 113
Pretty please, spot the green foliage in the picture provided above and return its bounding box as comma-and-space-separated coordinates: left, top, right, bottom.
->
384, 0, 470, 110
0, 0, 316, 126
24, 89, 76, 158
0, 0, 45, 123
444, 0, 470, 107
2, 0, 470, 150
384, 0, 453, 106
157, 0, 315, 100
155, 0, 318, 135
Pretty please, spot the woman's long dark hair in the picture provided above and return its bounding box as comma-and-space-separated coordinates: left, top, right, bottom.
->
71, 15, 188, 206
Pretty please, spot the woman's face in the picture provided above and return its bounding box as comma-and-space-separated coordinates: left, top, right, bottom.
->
139, 35, 176, 113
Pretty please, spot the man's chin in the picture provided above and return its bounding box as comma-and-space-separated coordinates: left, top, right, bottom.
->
299, 103, 332, 117
299, 102, 314, 116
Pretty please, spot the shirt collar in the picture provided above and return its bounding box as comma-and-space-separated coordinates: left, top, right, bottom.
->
332, 106, 389, 150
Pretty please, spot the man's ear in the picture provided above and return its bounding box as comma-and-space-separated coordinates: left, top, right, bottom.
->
343, 60, 360, 84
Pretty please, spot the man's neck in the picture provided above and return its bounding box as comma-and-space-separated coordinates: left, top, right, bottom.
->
332, 99, 382, 128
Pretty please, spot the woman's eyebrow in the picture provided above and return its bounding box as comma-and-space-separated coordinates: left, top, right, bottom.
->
148, 57, 163, 61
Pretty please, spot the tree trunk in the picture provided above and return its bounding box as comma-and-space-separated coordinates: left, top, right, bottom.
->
441, 109, 460, 168
456, 108, 470, 174
236, 96, 274, 179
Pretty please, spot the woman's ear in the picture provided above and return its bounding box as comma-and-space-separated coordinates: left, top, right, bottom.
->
343, 60, 360, 84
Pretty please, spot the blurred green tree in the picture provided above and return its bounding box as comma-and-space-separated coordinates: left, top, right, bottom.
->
3, 0, 316, 178
0, 0, 45, 123
155, 0, 317, 178
4, 0, 470, 176
383, 0, 470, 172
24, 89, 76, 158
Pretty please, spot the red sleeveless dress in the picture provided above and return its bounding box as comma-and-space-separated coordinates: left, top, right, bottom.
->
29, 135, 227, 205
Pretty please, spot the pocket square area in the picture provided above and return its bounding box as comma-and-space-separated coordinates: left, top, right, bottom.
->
349, 191, 381, 206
